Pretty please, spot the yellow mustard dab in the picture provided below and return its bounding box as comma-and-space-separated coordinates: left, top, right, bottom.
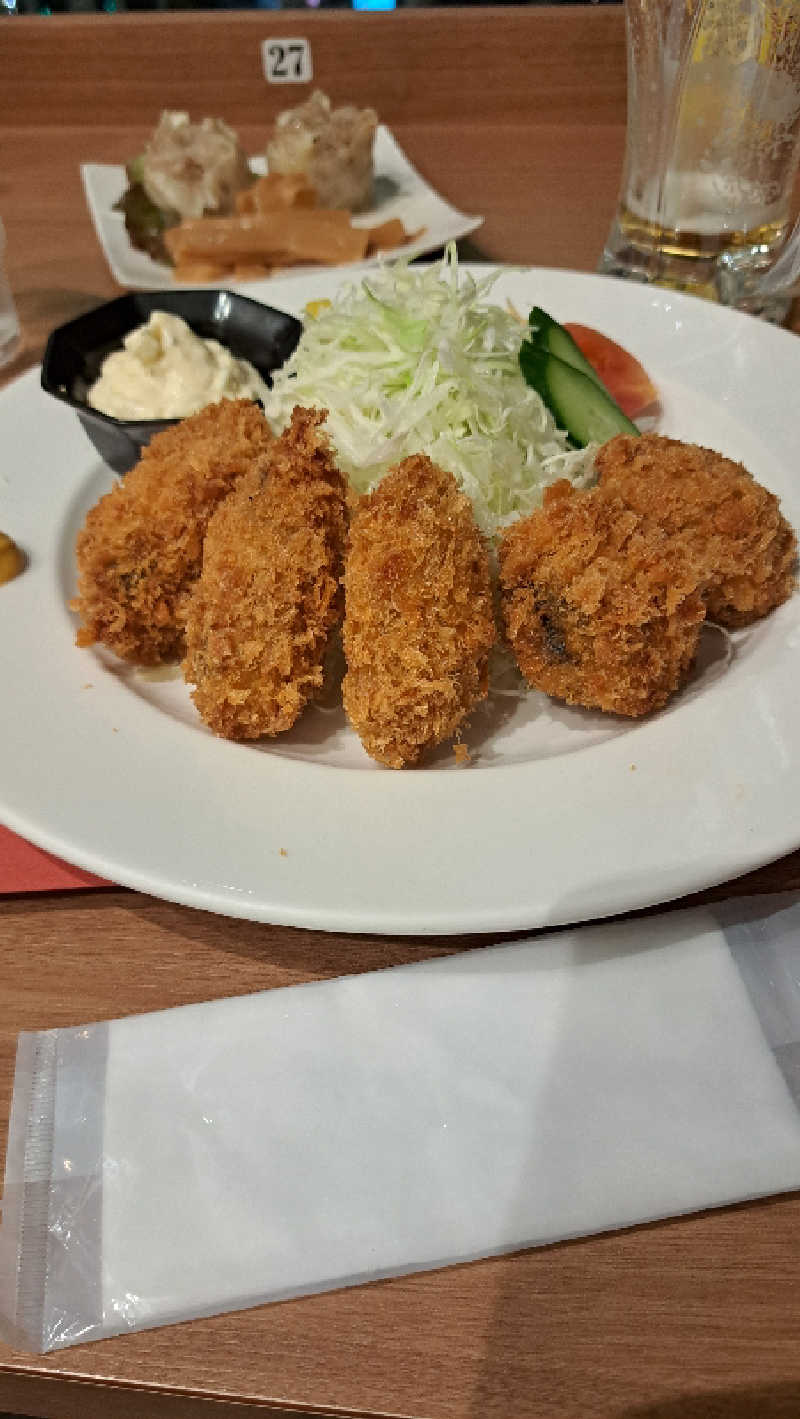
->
0, 532, 24, 585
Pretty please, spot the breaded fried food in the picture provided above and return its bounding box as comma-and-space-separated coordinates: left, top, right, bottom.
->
72, 399, 273, 664
183, 406, 347, 740
342, 456, 496, 768
596, 433, 797, 627
499, 480, 706, 718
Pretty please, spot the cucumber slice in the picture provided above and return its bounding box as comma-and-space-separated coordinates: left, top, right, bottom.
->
519, 342, 640, 447
526, 306, 605, 389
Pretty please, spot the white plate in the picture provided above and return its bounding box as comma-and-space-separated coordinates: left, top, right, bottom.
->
81, 127, 484, 290
1, 266, 799, 934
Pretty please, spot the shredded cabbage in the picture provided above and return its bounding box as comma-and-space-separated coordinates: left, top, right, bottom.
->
263, 248, 597, 537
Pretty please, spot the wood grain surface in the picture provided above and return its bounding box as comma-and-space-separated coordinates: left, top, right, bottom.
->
2, 9, 800, 1418
2, 7, 628, 129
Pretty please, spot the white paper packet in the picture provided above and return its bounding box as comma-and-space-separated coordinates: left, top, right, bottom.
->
3, 893, 800, 1353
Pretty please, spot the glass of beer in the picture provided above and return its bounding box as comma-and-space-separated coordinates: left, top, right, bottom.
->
599, 0, 800, 320
0, 219, 20, 369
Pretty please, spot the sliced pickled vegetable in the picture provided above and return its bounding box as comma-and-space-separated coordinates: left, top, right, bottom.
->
563, 322, 658, 418
526, 307, 606, 388
113, 183, 176, 264
518, 343, 640, 448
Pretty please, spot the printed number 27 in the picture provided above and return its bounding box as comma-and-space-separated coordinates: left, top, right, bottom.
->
263, 39, 313, 84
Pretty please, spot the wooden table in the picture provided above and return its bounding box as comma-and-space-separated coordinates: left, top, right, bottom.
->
3, 10, 800, 1417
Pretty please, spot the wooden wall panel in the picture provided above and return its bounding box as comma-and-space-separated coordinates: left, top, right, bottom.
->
2, 6, 627, 129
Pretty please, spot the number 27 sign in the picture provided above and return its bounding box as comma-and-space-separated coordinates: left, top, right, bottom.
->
262, 38, 313, 85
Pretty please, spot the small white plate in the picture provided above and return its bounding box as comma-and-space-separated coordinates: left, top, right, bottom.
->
2, 266, 799, 934
81, 127, 484, 290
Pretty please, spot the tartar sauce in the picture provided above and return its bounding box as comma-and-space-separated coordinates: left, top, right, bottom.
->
87, 311, 268, 421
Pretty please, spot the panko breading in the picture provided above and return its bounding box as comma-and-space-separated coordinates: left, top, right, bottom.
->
72, 399, 273, 664
596, 433, 797, 627
183, 406, 347, 740
499, 479, 707, 718
342, 455, 496, 767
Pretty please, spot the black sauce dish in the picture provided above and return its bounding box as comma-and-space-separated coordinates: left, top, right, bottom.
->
40, 289, 303, 475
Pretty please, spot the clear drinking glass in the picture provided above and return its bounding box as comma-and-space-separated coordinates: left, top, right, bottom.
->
0, 218, 21, 367
600, 0, 800, 320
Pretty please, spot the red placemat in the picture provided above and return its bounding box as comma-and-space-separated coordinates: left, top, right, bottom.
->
0, 825, 110, 892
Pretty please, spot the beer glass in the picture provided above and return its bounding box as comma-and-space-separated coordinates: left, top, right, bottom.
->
0, 219, 20, 369
600, 0, 800, 320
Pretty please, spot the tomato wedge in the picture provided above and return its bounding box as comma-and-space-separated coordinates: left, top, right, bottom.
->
563, 323, 658, 419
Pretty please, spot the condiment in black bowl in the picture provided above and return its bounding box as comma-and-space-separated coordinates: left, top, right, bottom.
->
41, 289, 303, 475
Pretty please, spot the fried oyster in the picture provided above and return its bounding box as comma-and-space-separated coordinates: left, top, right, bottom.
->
72, 399, 273, 665
342, 455, 496, 767
596, 433, 797, 628
183, 406, 348, 740
499, 479, 707, 718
